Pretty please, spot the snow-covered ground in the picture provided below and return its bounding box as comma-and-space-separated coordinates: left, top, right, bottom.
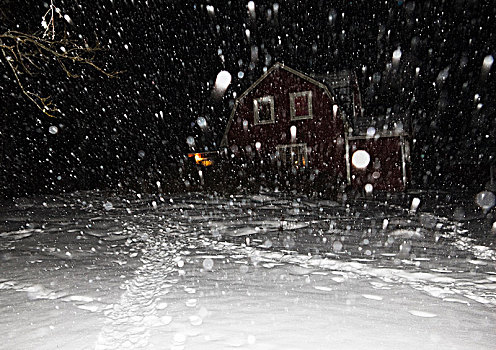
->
1, 190, 495, 350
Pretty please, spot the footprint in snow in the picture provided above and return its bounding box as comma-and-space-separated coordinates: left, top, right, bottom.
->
160, 315, 173, 325
263, 263, 284, 269
388, 229, 425, 240
408, 310, 437, 318
189, 315, 203, 326
62, 295, 94, 303
442, 298, 470, 305
314, 286, 333, 292
184, 287, 196, 294
156, 301, 168, 310
361, 294, 383, 301
186, 298, 197, 307
77, 303, 101, 312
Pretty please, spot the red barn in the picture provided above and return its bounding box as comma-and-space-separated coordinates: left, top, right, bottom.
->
220, 63, 410, 192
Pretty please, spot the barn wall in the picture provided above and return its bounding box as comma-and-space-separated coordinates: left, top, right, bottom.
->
225, 68, 347, 182
349, 137, 406, 191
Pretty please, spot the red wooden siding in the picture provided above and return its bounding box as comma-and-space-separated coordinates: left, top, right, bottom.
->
221, 64, 410, 192
224, 67, 347, 181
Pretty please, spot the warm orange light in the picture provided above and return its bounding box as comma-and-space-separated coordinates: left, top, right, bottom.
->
190, 153, 213, 166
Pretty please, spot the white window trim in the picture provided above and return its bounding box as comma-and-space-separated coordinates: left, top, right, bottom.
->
276, 143, 308, 168
289, 91, 313, 121
253, 96, 275, 125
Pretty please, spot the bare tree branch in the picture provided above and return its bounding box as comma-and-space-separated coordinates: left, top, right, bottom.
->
0, 0, 121, 117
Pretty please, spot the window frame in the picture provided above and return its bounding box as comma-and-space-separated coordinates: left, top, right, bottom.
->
289, 90, 313, 121
276, 143, 308, 168
253, 96, 275, 125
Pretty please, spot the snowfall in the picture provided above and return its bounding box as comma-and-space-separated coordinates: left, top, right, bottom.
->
1, 190, 495, 350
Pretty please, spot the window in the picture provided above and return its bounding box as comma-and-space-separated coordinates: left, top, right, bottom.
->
276, 143, 308, 168
253, 96, 275, 124
289, 91, 313, 120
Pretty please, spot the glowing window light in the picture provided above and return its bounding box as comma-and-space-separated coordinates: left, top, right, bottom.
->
188, 153, 213, 167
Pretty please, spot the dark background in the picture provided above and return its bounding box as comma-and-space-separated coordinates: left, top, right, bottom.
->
1, 0, 495, 196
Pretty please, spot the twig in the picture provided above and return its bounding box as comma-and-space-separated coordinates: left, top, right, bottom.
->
0, 0, 120, 117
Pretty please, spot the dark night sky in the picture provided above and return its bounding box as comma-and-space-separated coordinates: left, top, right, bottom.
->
0, 0, 495, 195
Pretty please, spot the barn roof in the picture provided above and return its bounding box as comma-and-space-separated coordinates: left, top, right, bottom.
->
236, 62, 335, 101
